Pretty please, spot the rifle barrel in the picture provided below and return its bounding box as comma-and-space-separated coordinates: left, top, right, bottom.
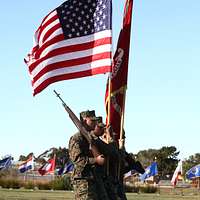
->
53, 90, 66, 106
53, 90, 92, 144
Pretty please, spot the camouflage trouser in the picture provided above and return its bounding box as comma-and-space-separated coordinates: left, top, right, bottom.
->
73, 179, 99, 200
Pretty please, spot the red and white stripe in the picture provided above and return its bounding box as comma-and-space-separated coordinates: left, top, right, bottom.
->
171, 160, 183, 186
38, 157, 55, 176
25, 10, 112, 96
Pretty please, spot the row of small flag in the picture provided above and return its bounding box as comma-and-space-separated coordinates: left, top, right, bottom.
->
0, 155, 74, 176
170, 161, 200, 186
2, 155, 200, 182
125, 161, 200, 186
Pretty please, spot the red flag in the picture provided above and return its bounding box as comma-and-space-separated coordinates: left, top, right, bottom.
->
25, 0, 112, 96
38, 157, 55, 176
105, 0, 133, 140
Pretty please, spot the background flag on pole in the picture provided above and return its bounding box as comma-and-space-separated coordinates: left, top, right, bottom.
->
38, 156, 56, 176
18, 156, 34, 173
0, 156, 12, 171
171, 160, 183, 186
25, 0, 112, 96
186, 164, 200, 180
105, 0, 133, 139
58, 161, 74, 175
140, 162, 158, 181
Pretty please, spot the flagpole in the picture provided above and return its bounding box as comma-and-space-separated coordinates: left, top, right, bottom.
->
119, 88, 127, 149
118, 88, 126, 180
53, 154, 56, 181
24, 171, 27, 182
107, 74, 112, 133
107, 20, 113, 139
105, 40, 113, 177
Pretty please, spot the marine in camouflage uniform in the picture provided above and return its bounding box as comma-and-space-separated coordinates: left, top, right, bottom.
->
68, 110, 106, 200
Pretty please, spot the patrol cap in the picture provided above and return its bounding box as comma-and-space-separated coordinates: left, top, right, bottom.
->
80, 110, 97, 121
96, 116, 105, 127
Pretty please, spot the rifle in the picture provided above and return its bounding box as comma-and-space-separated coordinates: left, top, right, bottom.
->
53, 90, 101, 158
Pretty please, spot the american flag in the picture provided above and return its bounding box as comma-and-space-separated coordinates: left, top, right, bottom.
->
25, 0, 112, 96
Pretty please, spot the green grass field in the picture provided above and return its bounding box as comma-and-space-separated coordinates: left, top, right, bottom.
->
0, 189, 199, 200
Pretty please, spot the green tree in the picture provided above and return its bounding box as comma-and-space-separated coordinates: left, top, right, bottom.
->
18, 147, 70, 170
183, 153, 200, 176
54, 147, 69, 168
35, 147, 69, 166
18, 152, 33, 161
156, 146, 179, 179
136, 149, 158, 168
136, 146, 179, 180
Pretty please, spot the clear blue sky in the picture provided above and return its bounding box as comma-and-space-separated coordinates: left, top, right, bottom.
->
0, 0, 199, 160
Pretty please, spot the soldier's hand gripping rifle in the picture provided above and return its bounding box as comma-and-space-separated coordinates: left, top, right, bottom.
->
53, 90, 102, 159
